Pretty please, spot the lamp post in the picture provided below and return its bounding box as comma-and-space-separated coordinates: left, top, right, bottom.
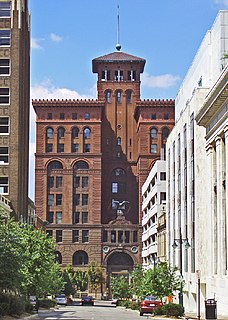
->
172, 232, 190, 306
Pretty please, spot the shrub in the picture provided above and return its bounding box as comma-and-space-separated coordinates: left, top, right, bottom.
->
39, 298, 56, 309
0, 302, 9, 316
154, 303, 184, 317
9, 295, 25, 316
129, 301, 140, 310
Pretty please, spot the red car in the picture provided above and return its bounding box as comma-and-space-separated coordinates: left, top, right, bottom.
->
140, 296, 163, 316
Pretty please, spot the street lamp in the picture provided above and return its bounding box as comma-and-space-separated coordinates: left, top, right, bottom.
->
172, 232, 190, 306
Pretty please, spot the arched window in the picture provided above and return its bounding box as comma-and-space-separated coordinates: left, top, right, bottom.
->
117, 137, 121, 146
150, 128, 157, 139
116, 91, 121, 103
74, 161, 89, 170
162, 127, 170, 140
72, 250, 89, 266
126, 90, 132, 103
112, 168, 126, 176
106, 91, 111, 103
47, 161, 63, 170
46, 127, 53, 139
72, 127, 79, 139
58, 127, 65, 138
83, 128, 91, 139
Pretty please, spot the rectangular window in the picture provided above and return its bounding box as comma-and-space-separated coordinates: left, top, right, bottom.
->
0, 2, 11, 17
72, 113, 77, 120
72, 230, 79, 242
56, 230, 62, 243
82, 230, 89, 243
0, 147, 8, 163
56, 211, 62, 224
111, 230, 116, 243
46, 230, 53, 237
160, 192, 166, 203
82, 194, 88, 205
164, 113, 169, 120
82, 211, 88, 224
47, 211, 54, 223
47, 194, 54, 206
0, 88, 9, 104
82, 176, 88, 188
46, 143, 53, 152
0, 117, 9, 133
56, 176, 62, 188
74, 194, 80, 206
60, 113, 65, 120
48, 176, 54, 188
151, 113, 156, 120
56, 194, 62, 206
57, 143, 64, 153
125, 231, 130, 243
84, 144, 90, 152
72, 143, 79, 153
84, 113, 90, 120
74, 176, 80, 188
160, 172, 166, 181
73, 211, 80, 224
118, 231, 123, 243
47, 113, 52, 120
0, 30, 10, 46
118, 182, 126, 194
112, 182, 118, 193
150, 144, 157, 153
0, 176, 8, 194
102, 230, 108, 242
0, 59, 10, 75
133, 231, 138, 243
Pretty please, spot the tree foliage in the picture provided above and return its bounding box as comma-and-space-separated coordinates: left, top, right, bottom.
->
87, 262, 103, 293
110, 275, 132, 299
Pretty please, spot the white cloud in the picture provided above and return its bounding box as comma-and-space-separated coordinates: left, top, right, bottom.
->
141, 72, 180, 88
213, 0, 228, 6
31, 38, 43, 50
50, 33, 63, 42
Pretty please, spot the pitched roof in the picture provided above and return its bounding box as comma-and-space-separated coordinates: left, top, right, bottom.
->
92, 51, 146, 72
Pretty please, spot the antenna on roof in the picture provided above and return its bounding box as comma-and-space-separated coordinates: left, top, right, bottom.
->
116, 5, 121, 51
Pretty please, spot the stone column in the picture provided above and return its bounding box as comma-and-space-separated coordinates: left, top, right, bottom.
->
224, 126, 228, 274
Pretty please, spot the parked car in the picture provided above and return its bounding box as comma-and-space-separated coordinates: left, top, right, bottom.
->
140, 296, 163, 316
55, 294, 67, 306
81, 295, 94, 306
29, 295, 39, 312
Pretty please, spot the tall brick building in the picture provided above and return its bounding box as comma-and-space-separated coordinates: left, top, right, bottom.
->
0, 0, 30, 219
33, 47, 175, 296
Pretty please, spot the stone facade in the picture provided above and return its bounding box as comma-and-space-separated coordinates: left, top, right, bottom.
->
0, 0, 30, 219
33, 49, 175, 296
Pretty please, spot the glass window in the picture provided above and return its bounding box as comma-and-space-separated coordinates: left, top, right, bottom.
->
118, 231, 123, 243
151, 113, 156, 120
126, 91, 132, 103
58, 127, 65, 138
0, 88, 9, 104
127, 70, 136, 81
0, 30, 10, 46
73, 211, 80, 224
47, 113, 52, 120
111, 230, 116, 243
56, 211, 62, 224
74, 176, 80, 188
82, 176, 88, 188
150, 144, 157, 154
117, 137, 121, 145
116, 91, 121, 103
48, 161, 63, 170
84, 113, 90, 120
83, 128, 91, 139
83, 144, 90, 153
0, 2, 10, 17
46, 230, 53, 237
0, 176, 8, 194
72, 113, 77, 120
82, 194, 88, 205
150, 128, 157, 139
72, 230, 79, 242
82, 212, 88, 224
106, 91, 111, 103
160, 172, 166, 181
0, 59, 10, 75
46, 143, 53, 152
72, 143, 79, 153
46, 127, 53, 139
162, 127, 170, 140
60, 113, 65, 120
164, 113, 169, 120
47, 211, 54, 223
73, 250, 88, 265
48, 176, 54, 188
0, 117, 9, 134
125, 231, 130, 243
56, 194, 62, 206
48, 194, 54, 206
102, 70, 110, 81
133, 231, 138, 243
102, 230, 108, 242
74, 161, 89, 170
0, 147, 8, 163
72, 127, 79, 138
113, 168, 126, 176
56, 230, 62, 243
56, 176, 62, 188
57, 143, 64, 153
112, 182, 118, 193
82, 230, 89, 243
74, 194, 80, 206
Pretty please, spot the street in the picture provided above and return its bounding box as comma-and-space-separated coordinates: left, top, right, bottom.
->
34, 300, 148, 320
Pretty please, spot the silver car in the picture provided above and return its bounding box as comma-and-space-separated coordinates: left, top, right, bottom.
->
55, 294, 67, 306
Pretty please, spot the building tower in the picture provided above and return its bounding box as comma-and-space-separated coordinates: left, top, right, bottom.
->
0, 0, 30, 219
33, 45, 175, 297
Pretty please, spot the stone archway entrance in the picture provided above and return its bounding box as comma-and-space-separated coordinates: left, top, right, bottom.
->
106, 251, 134, 298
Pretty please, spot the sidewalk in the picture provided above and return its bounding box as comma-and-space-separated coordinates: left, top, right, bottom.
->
151, 313, 227, 320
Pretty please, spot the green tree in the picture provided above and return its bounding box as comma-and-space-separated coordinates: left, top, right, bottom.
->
131, 264, 144, 300
110, 275, 131, 299
74, 269, 88, 292
87, 262, 103, 296
62, 268, 75, 296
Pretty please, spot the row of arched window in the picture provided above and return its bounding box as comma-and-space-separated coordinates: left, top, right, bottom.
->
55, 250, 88, 266
46, 127, 91, 139
105, 89, 132, 103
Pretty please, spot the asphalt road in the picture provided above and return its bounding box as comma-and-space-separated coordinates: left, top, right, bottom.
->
34, 300, 151, 320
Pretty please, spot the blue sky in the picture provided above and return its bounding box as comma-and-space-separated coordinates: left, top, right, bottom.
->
28, 0, 228, 200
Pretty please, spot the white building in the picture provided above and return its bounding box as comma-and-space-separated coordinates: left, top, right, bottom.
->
141, 160, 166, 269
166, 11, 228, 317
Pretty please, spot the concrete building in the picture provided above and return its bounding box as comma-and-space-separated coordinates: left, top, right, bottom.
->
141, 160, 166, 269
196, 64, 228, 316
166, 11, 228, 316
33, 47, 174, 297
0, 0, 30, 219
